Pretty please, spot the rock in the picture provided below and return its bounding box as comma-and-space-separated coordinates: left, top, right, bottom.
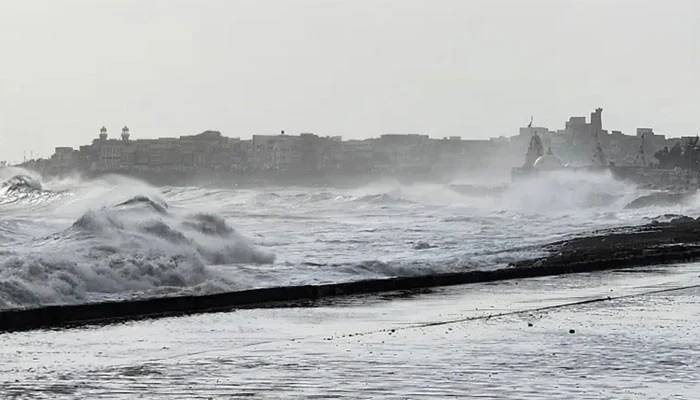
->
569, 329, 575, 334
511, 217, 700, 274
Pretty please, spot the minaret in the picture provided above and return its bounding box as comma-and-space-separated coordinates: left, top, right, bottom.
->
121, 126, 130, 142
99, 126, 108, 141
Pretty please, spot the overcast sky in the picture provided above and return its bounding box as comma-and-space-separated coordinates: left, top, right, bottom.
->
0, 0, 698, 161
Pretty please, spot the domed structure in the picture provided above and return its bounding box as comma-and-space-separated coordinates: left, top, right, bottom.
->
121, 126, 130, 142
533, 148, 564, 171
99, 126, 108, 141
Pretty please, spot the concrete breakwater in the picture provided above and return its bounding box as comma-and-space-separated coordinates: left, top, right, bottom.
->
3, 217, 700, 333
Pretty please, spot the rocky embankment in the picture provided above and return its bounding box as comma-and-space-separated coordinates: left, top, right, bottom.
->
3, 216, 700, 332
513, 214, 700, 270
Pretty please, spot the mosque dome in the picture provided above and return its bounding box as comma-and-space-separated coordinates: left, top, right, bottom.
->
533, 149, 564, 171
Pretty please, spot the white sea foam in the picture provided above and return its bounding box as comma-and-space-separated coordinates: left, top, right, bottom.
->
0, 174, 274, 308
0, 169, 687, 309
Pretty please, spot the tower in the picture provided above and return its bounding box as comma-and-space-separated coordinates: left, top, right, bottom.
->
590, 107, 603, 137
121, 126, 130, 142
99, 126, 108, 141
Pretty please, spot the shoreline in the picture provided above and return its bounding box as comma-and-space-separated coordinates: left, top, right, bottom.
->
3, 217, 700, 333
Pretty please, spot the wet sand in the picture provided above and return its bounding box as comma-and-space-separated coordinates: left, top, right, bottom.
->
2, 263, 699, 399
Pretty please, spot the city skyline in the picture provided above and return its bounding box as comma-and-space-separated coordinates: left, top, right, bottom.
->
22, 107, 688, 185
13, 105, 697, 165
1, 0, 699, 161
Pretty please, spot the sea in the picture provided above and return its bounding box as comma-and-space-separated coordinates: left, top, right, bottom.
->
3, 167, 700, 398
0, 166, 693, 310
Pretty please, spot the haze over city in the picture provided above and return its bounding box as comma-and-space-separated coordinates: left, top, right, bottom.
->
1, 0, 698, 162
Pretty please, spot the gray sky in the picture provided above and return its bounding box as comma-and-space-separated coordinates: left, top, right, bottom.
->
0, 0, 698, 161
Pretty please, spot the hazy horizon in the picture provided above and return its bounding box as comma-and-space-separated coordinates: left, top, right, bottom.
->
1, 0, 698, 161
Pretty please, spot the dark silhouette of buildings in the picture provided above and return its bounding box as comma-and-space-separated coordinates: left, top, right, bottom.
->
20, 107, 688, 183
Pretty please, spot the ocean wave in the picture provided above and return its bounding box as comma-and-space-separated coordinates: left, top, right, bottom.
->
0, 193, 274, 309
183, 213, 234, 236
115, 195, 169, 214
2, 175, 42, 192
352, 193, 415, 205
0, 174, 68, 207
500, 169, 636, 213
0, 169, 672, 311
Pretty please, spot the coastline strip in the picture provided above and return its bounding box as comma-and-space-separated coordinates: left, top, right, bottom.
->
2, 240, 700, 333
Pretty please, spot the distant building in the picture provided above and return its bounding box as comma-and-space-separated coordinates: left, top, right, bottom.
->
24, 107, 687, 182
373, 134, 432, 174
50, 147, 78, 174
565, 107, 604, 151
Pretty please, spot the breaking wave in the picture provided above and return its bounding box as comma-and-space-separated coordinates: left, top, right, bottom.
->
498, 169, 638, 213
0, 177, 274, 309
0, 167, 686, 311
0, 171, 68, 207
353, 193, 415, 205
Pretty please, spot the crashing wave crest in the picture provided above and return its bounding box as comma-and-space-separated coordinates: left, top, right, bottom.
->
0, 193, 274, 309
0, 174, 67, 206
2, 175, 42, 192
